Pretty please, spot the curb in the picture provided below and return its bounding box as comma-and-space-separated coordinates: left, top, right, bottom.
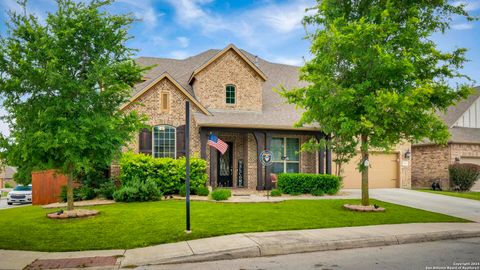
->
130, 230, 480, 267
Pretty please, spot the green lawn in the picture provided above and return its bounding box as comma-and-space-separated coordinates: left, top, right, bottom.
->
416, 189, 480, 201
0, 199, 467, 252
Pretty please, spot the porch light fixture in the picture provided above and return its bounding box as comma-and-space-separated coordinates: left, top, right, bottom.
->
404, 150, 411, 160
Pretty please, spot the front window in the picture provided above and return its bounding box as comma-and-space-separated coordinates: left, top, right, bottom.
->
270, 137, 300, 174
153, 125, 176, 158
226, 85, 236, 104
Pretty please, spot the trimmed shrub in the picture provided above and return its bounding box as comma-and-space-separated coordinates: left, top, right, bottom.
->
211, 188, 231, 201
60, 185, 95, 202
449, 163, 480, 191
195, 186, 210, 196
177, 158, 209, 191
179, 185, 187, 197
311, 189, 324, 196
278, 173, 341, 195
4, 183, 12, 188
113, 178, 161, 202
270, 189, 282, 197
119, 152, 208, 196
77, 186, 96, 201
94, 180, 116, 200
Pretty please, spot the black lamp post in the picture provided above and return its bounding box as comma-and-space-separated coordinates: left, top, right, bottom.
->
185, 101, 191, 233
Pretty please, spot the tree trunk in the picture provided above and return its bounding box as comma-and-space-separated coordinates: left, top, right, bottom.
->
67, 165, 74, 211
361, 134, 369, 206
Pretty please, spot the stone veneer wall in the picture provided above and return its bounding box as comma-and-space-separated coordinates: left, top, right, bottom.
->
411, 144, 450, 188
192, 49, 263, 112
122, 77, 203, 156
247, 133, 258, 189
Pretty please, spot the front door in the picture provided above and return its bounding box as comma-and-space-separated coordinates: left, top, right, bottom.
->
217, 142, 233, 187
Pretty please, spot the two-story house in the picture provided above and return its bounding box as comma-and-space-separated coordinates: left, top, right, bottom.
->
121, 44, 412, 190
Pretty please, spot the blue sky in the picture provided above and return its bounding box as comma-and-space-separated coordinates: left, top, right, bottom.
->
0, 0, 479, 136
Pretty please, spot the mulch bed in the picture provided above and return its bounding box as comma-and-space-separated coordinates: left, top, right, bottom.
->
47, 209, 99, 219
25, 256, 117, 270
344, 204, 386, 212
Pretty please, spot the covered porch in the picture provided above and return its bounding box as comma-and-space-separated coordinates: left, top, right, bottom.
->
199, 127, 332, 190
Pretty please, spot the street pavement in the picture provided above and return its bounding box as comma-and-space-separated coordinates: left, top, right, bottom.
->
0, 198, 30, 210
2, 222, 479, 269
346, 188, 480, 222
145, 237, 480, 270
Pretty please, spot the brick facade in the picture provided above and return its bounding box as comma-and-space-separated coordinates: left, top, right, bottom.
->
412, 143, 480, 188
121, 46, 414, 190
450, 143, 480, 162
192, 49, 264, 112
122, 77, 203, 156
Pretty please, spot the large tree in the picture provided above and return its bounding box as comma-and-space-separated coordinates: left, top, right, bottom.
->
0, 0, 145, 210
281, 0, 476, 206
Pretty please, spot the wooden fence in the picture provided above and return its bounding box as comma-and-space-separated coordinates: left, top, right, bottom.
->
31, 170, 67, 205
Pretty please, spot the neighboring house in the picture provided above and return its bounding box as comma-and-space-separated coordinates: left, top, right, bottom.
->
0, 165, 17, 188
121, 44, 411, 190
412, 86, 480, 191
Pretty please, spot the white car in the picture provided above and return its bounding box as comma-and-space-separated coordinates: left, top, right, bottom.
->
7, 185, 32, 205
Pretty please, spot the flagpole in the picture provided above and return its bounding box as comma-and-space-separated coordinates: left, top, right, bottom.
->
185, 101, 191, 233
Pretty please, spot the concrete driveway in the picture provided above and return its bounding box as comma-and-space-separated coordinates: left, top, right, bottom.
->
344, 188, 480, 223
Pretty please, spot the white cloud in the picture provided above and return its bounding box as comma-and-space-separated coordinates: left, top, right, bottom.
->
0, 0, 23, 14
116, 0, 161, 27
170, 50, 190, 59
166, 0, 213, 23
453, 1, 480, 11
251, 1, 312, 33
151, 36, 166, 46
177, 36, 190, 48
270, 56, 304, 66
452, 23, 474, 30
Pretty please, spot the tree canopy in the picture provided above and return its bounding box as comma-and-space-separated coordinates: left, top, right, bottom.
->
0, 0, 146, 207
281, 0, 477, 205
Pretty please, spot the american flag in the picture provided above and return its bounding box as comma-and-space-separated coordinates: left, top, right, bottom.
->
208, 134, 228, 154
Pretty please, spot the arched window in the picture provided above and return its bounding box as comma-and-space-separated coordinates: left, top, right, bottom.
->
153, 125, 176, 158
226, 85, 236, 104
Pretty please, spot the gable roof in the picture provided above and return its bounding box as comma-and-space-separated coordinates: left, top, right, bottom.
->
415, 86, 480, 145
439, 86, 480, 127
129, 44, 310, 130
187, 44, 267, 84
1, 165, 16, 179
120, 72, 211, 115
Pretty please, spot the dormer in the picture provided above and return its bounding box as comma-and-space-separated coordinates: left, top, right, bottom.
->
189, 44, 267, 112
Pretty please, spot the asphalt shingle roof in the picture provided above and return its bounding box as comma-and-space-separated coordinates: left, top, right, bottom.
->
134, 47, 310, 130
1, 165, 16, 179
417, 86, 480, 145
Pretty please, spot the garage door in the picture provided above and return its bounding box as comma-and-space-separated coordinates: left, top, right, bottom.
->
461, 157, 480, 191
341, 153, 399, 188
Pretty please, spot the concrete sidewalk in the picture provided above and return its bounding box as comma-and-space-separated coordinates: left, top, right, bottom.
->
1, 222, 480, 269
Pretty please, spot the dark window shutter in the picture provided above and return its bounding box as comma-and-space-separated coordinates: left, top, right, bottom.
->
139, 128, 152, 155
176, 125, 186, 158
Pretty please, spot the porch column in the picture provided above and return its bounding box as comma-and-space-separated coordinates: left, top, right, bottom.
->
319, 150, 325, 174
242, 133, 249, 188
315, 134, 325, 174
253, 131, 265, 190
326, 147, 332, 174
265, 132, 272, 190
209, 131, 218, 187
200, 129, 207, 160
